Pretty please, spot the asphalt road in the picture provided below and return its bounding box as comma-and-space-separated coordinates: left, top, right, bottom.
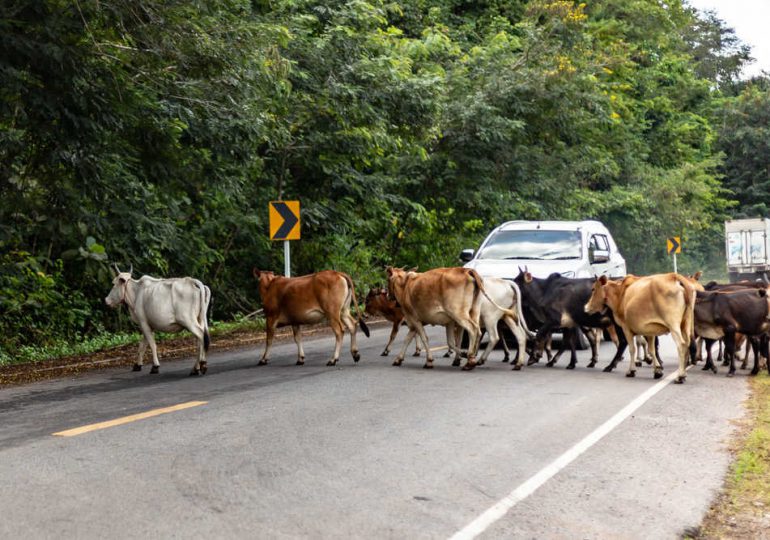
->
0, 322, 749, 539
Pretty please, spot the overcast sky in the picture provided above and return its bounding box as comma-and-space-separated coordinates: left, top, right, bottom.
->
686, 0, 770, 78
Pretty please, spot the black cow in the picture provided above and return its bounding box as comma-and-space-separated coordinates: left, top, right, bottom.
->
513, 270, 627, 370
694, 288, 770, 376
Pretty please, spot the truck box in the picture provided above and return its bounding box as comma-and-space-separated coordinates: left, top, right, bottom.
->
725, 218, 770, 282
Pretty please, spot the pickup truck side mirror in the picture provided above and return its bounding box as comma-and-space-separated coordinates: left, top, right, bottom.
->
459, 249, 475, 263
590, 249, 610, 264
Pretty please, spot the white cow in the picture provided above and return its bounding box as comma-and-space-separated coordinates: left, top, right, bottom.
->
451, 277, 534, 369
104, 266, 211, 375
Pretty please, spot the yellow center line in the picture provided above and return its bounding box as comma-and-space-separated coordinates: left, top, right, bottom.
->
53, 401, 208, 437
430, 345, 449, 352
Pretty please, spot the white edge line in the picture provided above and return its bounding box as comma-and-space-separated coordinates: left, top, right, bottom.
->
449, 367, 688, 540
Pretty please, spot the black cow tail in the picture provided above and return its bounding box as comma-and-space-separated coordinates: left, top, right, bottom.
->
204, 330, 211, 352
359, 318, 370, 338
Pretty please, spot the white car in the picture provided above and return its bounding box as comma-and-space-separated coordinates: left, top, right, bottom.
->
460, 220, 626, 279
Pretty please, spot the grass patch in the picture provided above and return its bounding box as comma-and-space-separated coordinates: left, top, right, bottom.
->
696, 372, 770, 538
0, 316, 266, 367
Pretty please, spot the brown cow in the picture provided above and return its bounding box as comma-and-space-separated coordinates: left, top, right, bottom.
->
364, 288, 421, 357
386, 266, 512, 370
584, 273, 696, 383
253, 270, 370, 366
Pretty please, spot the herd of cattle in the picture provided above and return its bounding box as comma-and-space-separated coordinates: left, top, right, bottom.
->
104, 264, 770, 384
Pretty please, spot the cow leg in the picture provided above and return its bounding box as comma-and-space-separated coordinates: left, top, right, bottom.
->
724, 330, 737, 377
381, 321, 399, 356
291, 325, 305, 365
648, 336, 663, 379
141, 324, 161, 375
586, 328, 600, 368
499, 322, 512, 363
460, 321, 482, 371
702, 338, 717, 372
670, 328, 689, 384
186, 324, 207, 376
327, 319, 345, 366
565, 329, 579, 370
742, 337, 754, 370
546, 330, 568, 368
133, 337, 148, 372
447, 324, 463, 367
413, 323, 434, 369
719, 339, 729, 367
625, 329, 638, 378
258, 318, 278, 365
341, 311, 361, 363
393, 328, 419, 366
602, 326, 628, 372
479, 318, 501, 365
508, 316, 529, 371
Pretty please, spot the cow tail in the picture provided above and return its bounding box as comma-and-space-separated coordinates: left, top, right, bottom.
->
676, 275, 696, 342
198, 282, 211, 352
345, 274, 370, 338
509, 280, 536, 340
468, 269, 518, 320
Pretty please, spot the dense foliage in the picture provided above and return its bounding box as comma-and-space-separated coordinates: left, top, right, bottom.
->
0, 0, 767, 359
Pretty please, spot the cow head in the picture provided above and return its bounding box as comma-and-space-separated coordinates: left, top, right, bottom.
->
252, 269, 278, 293
105, 271, 133, 308
584, 275, 609, 314
385, 266, 406, 302
364, 287, 387, 316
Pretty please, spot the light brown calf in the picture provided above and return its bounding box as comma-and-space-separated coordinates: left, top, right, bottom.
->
364, 288, 421, 357
584, 273, 696, 383
386, 266, 488, 370
253, 270, 369, 366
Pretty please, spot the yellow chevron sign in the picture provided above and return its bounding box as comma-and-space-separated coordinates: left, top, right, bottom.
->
269, 201, 300, 241
667, 237, 681, 255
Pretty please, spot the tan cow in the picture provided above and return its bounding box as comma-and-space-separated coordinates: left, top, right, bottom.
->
386, 266, 517, 370
584, 273, 696, 383
253, 270, 369, 366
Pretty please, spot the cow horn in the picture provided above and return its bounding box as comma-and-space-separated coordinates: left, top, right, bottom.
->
128, 264, 133, 276
110, 263, 119, 277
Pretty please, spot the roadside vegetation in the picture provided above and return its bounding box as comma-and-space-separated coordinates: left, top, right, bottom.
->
695, 372, 770, 538
2, 0, 769, 361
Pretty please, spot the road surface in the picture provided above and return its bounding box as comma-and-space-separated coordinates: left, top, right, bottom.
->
0, 323, 748, 539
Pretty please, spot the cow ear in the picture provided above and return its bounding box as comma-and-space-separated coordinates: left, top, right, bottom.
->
524, 272, 532, 284
252, 267, 261, 280
692, 271, 703, 281
759, 289, 767, 297
599, 275, 609, 285
386, 266, 393, 276
407, 266, 417, 273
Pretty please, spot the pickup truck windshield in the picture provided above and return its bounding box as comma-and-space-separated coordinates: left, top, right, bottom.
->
477, 230, 582, 260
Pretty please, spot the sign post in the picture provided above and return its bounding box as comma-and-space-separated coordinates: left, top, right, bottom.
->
667, 236, 681, 273
269, 201, 301, 277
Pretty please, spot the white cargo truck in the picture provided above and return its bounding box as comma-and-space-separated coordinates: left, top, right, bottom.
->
725, 218, 770, 282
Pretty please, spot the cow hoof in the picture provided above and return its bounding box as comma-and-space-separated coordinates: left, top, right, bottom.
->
352, 351, 361, 362
546, 361, 555, 368
392, 359, 403, 366
502, 357, 510, 363
721, 359, 730, 367
132, 364, 142, 372
423, 363, 434, 369
443, 351, 452, 358
326, 360, 338, 367
674, 376, 686, 384
654, 370, 663, 379
199, 363, 207, 375
527, 358, 539, 366
625, 371, 635, 378
727, 372, 735, 378
566, 363, 576, 370
512, 364, 522, 371
412, 351, 421, 357
701, 364, 711, 371
587, 361, 596, 368
452, 359, 461, 367
296, 360, 305, 366
258, 359, 268, 366
189, 369, 200, 377
150, 366, 159, 374
380, 351, 389, 357
602, 365, 614, 373
462, 363, 476, 371
635, 361, 642, 367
